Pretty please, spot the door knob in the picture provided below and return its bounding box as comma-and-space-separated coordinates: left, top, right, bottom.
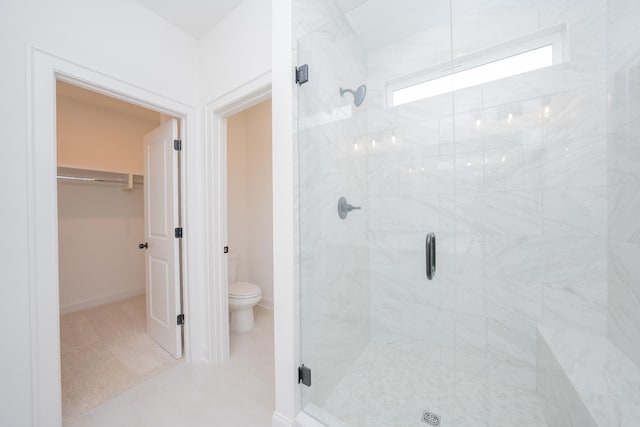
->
139, 242, 148, 249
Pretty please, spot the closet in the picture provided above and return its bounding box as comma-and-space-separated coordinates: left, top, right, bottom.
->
56, 81, 181, 421
56, 81, 154, 314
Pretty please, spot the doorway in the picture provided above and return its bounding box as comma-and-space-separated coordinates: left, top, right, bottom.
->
225, 98, 273, 348
55, 81, 184, 420
28, 48, 269, 424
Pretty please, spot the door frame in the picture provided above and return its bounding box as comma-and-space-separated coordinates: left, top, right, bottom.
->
203, 71, 272, 364
27, 47, 202, 424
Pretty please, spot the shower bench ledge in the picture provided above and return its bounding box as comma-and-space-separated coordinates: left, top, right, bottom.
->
536, 327, 640, 427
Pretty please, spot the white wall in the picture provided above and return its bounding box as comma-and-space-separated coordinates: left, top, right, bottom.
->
57, 82, 162, 175
227, 112, 250, 283
245, 101, 274, 306
227, 100, 274, 307
56, 86, 160, 313
0, 0, 198, 424
0, 0, 276, 422
199, 0, 272, 103
272, 0, 297, 424
57, 182, 145, 313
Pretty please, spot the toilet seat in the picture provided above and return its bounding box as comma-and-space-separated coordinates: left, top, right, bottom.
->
229, 282, 262, 299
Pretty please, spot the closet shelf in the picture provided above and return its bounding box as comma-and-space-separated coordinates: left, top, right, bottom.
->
57, 165, 144, 189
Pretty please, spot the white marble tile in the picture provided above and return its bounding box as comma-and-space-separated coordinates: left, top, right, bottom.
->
485, 236, 547, 281
455, 152, 486, 193
368, 195, 440, 232
456, 191, 543, 235
451, 0, 540, 58
536, 329, 599, 427
367, 151, 455, 197
402, 300, 456, 349
606, 0, 640, 382
542, 135, 607, 189
537, 327, 640, 427
456, 312, 488, 357
309, 339, 548, 427
454, 107, 543, 155
488, 315, 536, 368
542, 188, 607, 237
608, 240, 640, 367
542, 85, 607, 142
455, 234, 485, 274
369, 294, 403, 339
542, 285, 607, 335
609, 123, 640, 187
542, 237, 606, 289
487, 279, 543, 325
608, 1, 640, 68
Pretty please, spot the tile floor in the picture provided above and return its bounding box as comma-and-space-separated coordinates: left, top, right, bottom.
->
60, 295, 180, 420
305, 339, 548, 427
64, 305, 275, 427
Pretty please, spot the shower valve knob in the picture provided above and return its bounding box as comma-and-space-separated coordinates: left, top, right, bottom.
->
337, 196, 361, 220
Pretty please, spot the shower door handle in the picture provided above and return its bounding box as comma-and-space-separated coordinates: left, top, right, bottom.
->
426, 233, 436, 280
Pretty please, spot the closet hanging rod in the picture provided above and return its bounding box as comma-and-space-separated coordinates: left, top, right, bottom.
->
56, 175, 142, 185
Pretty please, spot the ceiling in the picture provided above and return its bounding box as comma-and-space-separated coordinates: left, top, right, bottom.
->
134, 0, 246, 38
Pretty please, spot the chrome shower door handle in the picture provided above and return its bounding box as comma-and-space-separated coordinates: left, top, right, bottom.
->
426, 233, 436, 280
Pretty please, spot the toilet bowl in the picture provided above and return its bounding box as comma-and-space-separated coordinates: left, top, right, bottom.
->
229, 282, 262, 332
228, 255, 263, 332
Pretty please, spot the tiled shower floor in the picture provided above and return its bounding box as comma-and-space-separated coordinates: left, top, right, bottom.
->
305, 339, 548, 427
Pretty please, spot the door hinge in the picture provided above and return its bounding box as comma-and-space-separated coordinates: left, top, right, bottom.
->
295, 64, 309, 86
177, 314, 185, 325
175, 227, 183, 238
298, 364, 311, 387
174, 139, 182, 151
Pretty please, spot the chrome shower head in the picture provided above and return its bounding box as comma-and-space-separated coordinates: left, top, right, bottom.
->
340, 84, 367, 107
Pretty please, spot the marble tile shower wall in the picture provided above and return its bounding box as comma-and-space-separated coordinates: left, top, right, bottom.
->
296, 11, 371, 406
366, 0, 608, 393
607, 0, 640, 367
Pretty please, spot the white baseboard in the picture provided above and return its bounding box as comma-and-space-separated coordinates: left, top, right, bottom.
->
258, 297, 274, 311
59, 288, 145, 314
272, 411, 295, 427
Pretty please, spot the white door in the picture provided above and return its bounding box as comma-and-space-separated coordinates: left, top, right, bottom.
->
143, 118, 182, 359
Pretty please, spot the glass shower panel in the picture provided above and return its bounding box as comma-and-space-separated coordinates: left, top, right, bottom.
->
297, 1, 456, 425
296, 8, 371, 422
297, 0, 611, 426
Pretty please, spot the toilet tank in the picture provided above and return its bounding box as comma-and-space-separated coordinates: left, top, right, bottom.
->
228, 254, 238, 283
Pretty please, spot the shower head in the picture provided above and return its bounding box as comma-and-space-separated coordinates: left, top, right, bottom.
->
340, 84, 367, 107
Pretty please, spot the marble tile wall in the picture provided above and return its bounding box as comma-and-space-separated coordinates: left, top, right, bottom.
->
293, 0, 628, 422
607, 0, 640, 368
365, 0, 608, 395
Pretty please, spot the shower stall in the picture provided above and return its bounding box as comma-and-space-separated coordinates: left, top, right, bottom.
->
294, 0, 640, 425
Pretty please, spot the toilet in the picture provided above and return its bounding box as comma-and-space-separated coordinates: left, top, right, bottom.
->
228, 255, 263, 332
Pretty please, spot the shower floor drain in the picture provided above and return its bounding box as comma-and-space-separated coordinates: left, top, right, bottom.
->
421, 410, 441, 426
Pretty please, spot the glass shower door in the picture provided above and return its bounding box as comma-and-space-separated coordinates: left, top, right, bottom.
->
296, 0, 609, 426
297, 2, 458, 425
